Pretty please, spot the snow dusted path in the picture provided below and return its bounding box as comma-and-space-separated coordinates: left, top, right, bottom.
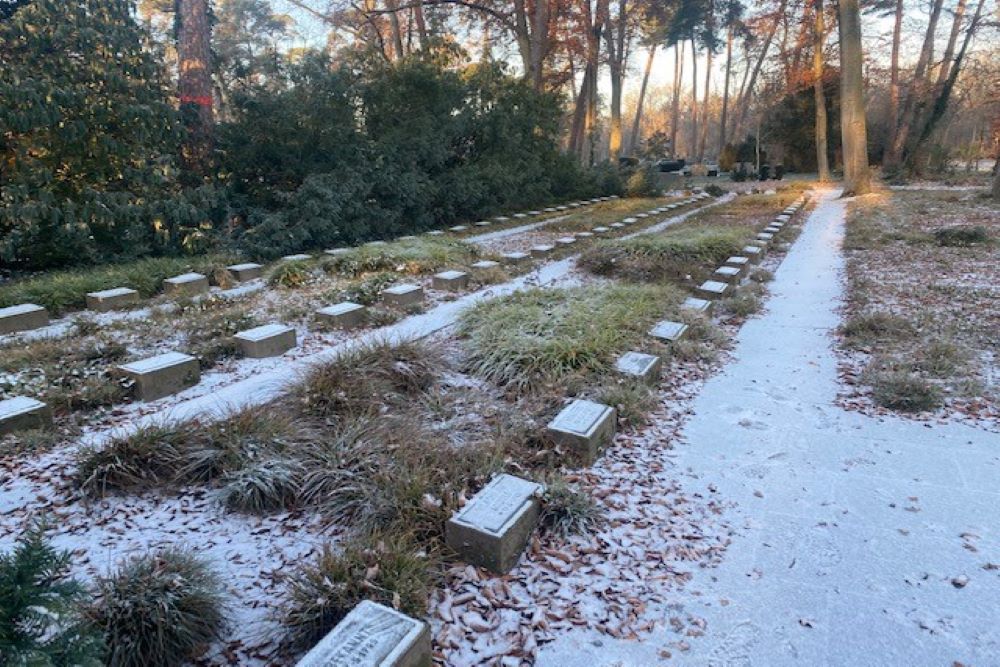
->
537, 189, 1000, 665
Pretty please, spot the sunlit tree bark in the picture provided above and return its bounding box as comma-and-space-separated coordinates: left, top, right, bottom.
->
837, 0, 871, 195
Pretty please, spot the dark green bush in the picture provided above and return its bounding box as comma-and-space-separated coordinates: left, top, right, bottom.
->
0, 524, 104, 665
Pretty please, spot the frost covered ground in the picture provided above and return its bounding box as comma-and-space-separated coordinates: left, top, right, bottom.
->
531, 190, 1000, 665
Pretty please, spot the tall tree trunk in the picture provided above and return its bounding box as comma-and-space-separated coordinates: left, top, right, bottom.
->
385, 0, 405, 58
177, 0, 214, 175
813, 0, 830, 180
734, 0, 785, 143
837, 0, 871, 195
886, 0, 944, 169
887, 0, 903, 145
629, 45, 656, 155
690, 38, 698, 160
670, 43, 683, 155
413, 2, 428, 49
605, 0, 628, 162
698, 44, 713, 161
718, 24, 733, 155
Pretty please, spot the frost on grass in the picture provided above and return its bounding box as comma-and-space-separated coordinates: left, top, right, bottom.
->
837, 189, 999, 424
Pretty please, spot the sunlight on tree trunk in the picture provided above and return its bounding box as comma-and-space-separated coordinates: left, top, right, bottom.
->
629, 45, 656, 155
813, 0, 830, 181
837, 0, 871, 195
178, 0, 213, 175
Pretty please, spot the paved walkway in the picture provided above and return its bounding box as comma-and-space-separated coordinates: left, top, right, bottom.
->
538, 189, 1000, 665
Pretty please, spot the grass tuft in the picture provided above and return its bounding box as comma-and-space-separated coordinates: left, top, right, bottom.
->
932, 225, 991, 247
869, 370, 943, 412
87, 548, 226, 667
322, 238, 479, 277
840, 312, 913, 348
595, 380, 657, 428
268, 260, 314, 288
74, 425, 188, 497
538, 478, 602, 539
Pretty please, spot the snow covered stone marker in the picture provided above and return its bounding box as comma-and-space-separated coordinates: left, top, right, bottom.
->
592, 226, 610, 234
85, 287, 139, 313
383, 284, 424, 307
681, 297, 713, 315
530, 244, 554, 257
445, 473, 543, 574
317, 302, 366, 329
615, 351, 662, 385
742, 245, 764, 263
235, 323, 296, 358
723, 256, 750, 274
555, 236, 577, 247
697, 280, 730, 299
226, 263, 264, 281
119, 351, 200, 401
163, 272, 209, 297
501, 252, 530, 265
295, 600, 431, 667
714, 266, 742, 285
449, 225, 468, 233
546, 399, 616, 463
0, 303, 50, 334
649, 320, 689, 342
281, 253, 312, 262
0, 396, 52, 435
432, 270, 469, 291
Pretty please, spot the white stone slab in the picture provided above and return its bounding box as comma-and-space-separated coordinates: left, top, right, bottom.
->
555, 237, 576, 246
475, 221, 492, 227
0, 396, 52, 435
623, 217, 638, 224
649, 320, 689, 342
698, 280, 730, 297
615, 351, 661, 384
682, 297, 712, 314
120, 351, 196, 374
470, 260, 500, 270
547, 399, 616, 463
86, 287, 140, 312
317, 302, 366, 328
530, 245, 554, 257
235, 324, 296, 358
714, 266, 742, 284
593, 226, 610, 233
501, 252, 530, 264
449, 225, 468, 232
282, 253, 312, 262
495, 216, 510, 222
425, 230, 445, 236
163, 273, 209, 297
227, 263, 265, 281
295, 600, 430, 667
383, 284, 424, 307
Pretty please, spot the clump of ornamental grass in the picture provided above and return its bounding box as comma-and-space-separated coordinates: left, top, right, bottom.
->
749, 267, 773, 283
294, 340, 437, 420
280, 536, 434, 654
840, 312, 913, 348
720, 290, 763, 318
87, 548, 226, 667
538, 477, 602, 539
866, 367, 943, 412
74, 424, 189, 497
268, 260, 314, 288
458, 284, 682, 395
932, 225, 991, 247
326, 271, 398, 306
579, 225, 753, 283
596, 379, 658, 428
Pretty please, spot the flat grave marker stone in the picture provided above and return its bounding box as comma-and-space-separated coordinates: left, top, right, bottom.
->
530, 245, 554, 257
649, 320, 689, 342
235, 323, 296, 358
547, 399, 616, 464
615, 351, 661, 385
592, 226, 610, 233
317, 302, 366, 329
682, 297, 713, 314
282, 253, 312, 262
697, 280, 730, 299
445, 473, 543, 574
432, 270, 469, 291
0, 304, 50, 334
449, 225, 468, 233
501, 252, 530, 265
714, 266, 742, 285
555, 237, 576, 246
119, 351, 200, 401
383, 284, 424, 307
295, 600, 430, 667
227, 263, 264, 281
163, 273, 209, 297
85, 287, 139, 313
0, 396, 52, 435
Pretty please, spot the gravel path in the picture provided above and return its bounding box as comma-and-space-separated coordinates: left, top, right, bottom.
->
536, 188, 1000, 665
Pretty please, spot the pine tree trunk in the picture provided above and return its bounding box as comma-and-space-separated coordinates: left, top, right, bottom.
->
690, 38, 698, 160
177, 0, 213, 175
718, 25, 733, 155
670, 44, 683, 155
813, 0, 830, 181
837, 0, 871, 195
629, 45, 656, 155
698, 45, 712, 161
887, 0, 903, 146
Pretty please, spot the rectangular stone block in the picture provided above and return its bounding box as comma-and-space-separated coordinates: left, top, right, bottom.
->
282, 253, 312, 262
119, 351, 200, 401
555, 237, 576, 247
0, 396, 52, 435
556, 205, 568, 211
432, 270, 469, 291
0, 304, 50, 334
227, 263, 264, 281
543, 207, 557, 213
514, 213, 528, 219
635, 213, 648, 219
697, 280, 730, 299
622, 217, 638, 224
85, 288, 140, 313
470, 260, 500, 272
495, 216, 510, 222
776, 213, 791, 222
317, 302, 366, 329
383, 284, 424, 307
449, 225, 468, 233
610, 222, 625, 229
365, 241, 387, 247
475, 221, 492, 227
682, 297, 713, 315
163, 272, 209, 297
575, 232, 594, 239
546, 399, 616, 463
714, 266, 742, 285
530, 245, 554, 257
756, 232, 774, 242
742, 245, 764, 262
615, 351, 662, 385
235, 323, 296, 358
528, 210, 542, 216
724, 256, 750, 273
501, 252, 530, 265
592, 226, 610, 234
425, 230, 445, 236
446, 473, 543, 574
649, 320, 689, 342
295, 600, 431, 667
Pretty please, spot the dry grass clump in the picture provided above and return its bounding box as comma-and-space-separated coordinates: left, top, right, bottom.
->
325, 271, 397, 306
86, 548, 226, 667
538, 477, 602, 539
579, 225, 753, 283
867, 368, 943, 413
267, 259, 315, 288
458, 284, 683, 395
596, 380, 658, 428
176, 299, 259, 367
280, 536, 434, 655
932, 225, 991, 247
840, 312, 913, 349
322, 237, 480, 277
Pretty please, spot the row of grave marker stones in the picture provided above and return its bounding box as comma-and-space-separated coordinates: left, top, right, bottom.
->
0, 197, 615, 340
287, 192, 736, 666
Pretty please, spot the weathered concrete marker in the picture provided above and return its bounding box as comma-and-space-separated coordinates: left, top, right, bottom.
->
546, 399, 616, 463
317, 302, 366, 329
649, 320, 689, 342
85, 288, 139, 313
119, 351, 200, 401
0, 304, 50, 334
383, 284, 424, 307
163, 273, 209, 297
235, 324, 296, 358
432, 270, 469, 291
0, 396, 52, 435
445, 473, 543, 574
227, 263, 264, 281
295, 600, 431, 667
615, 351, 662, 385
